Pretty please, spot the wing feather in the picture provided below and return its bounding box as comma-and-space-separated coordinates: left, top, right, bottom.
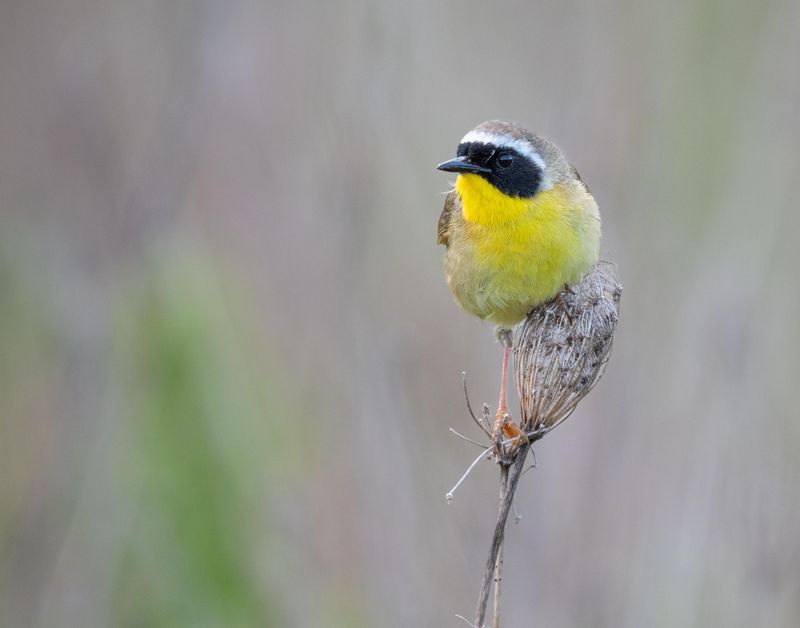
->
437, 190, 458, 246
570, 164, 591, 194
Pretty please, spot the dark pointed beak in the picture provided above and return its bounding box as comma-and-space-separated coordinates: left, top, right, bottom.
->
436, 155, 492, 175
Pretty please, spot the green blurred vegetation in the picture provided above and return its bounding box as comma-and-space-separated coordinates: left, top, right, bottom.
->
111, 250, 280, 627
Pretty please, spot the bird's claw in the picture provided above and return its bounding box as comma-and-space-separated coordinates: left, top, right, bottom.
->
492, 410, 529, 457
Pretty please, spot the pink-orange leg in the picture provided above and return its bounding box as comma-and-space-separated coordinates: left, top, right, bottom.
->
498, 344, 511, 416
493, 344, 529, 451
492, 345, 512, 446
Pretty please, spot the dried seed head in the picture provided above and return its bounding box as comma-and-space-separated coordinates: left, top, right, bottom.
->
513, 261, 622, 439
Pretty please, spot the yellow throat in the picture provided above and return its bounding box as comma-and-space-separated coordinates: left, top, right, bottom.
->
455, 173, 533, 226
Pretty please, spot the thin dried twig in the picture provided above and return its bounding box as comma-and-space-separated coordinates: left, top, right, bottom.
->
463, 371, 492, 438
449, 427, 489, 449
445, 433, 529, 504
481, 403, 493, 435
446, 447, 492, 504
511, 503, 522, 524
455, 614, 478, 628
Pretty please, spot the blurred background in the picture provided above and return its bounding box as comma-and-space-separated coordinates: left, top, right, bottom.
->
2, 1, 799, 626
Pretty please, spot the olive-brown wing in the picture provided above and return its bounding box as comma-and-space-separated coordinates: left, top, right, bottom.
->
437, 190, 458, 246
570, 163, 591, 194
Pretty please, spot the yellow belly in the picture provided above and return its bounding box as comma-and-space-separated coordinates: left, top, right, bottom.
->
444, 174, 600, 328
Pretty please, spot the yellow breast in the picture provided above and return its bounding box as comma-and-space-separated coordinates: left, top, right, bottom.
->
444, 173, 600, 327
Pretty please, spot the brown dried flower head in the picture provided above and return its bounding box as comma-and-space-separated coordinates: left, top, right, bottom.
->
513, 261, 622, 439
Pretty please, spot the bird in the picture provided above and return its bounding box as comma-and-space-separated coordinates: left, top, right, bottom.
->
436, 120, 601, 441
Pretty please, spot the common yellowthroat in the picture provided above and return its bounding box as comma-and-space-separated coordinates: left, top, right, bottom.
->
436, 120, 601, 431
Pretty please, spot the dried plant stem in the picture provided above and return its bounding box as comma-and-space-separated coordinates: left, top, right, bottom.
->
446, 447, 492, 503
493, 539, 504, 628
492, 465, 509, 628
463, 371, 492, 438
474, 444, 529, 628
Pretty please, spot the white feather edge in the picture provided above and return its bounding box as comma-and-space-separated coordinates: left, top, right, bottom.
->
459, 129, 552, 191
460, 130, 546, 170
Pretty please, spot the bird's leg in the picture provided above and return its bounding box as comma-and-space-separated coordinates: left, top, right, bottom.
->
497, 343, 510, 417
492, 338, 528, 454
493, 329, 513, 420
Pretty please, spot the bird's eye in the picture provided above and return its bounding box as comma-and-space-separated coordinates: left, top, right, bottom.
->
497, 153, 514, 168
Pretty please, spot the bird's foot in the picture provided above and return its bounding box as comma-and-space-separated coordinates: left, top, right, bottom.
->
492, 408, 529, 458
